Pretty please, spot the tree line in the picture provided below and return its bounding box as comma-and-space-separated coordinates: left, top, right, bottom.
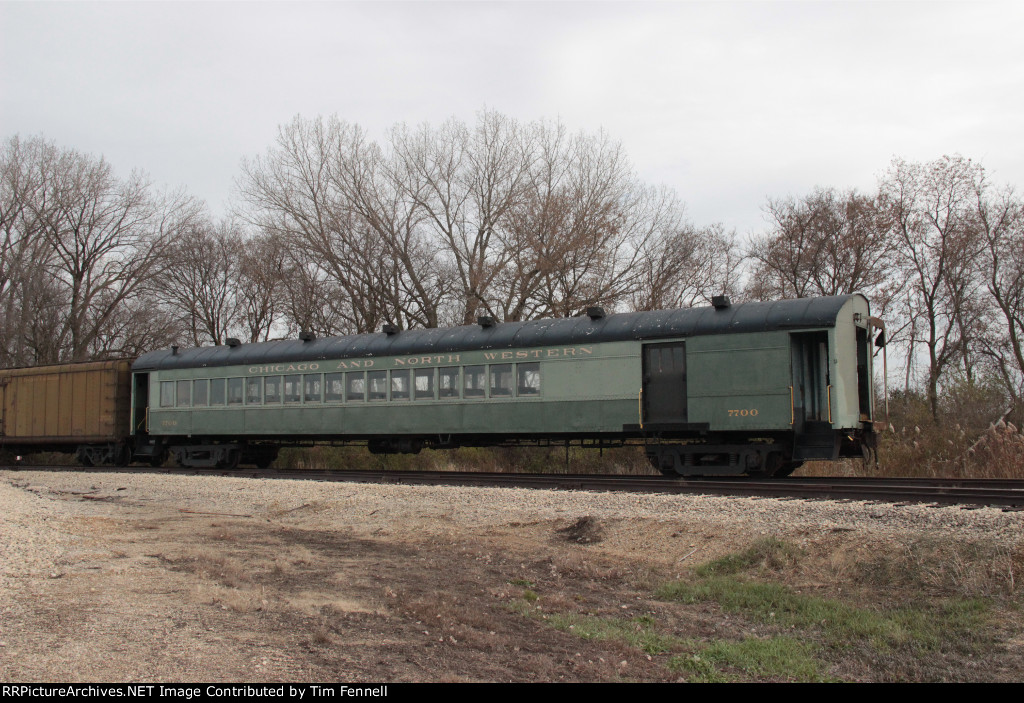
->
1, 111, 1021, 420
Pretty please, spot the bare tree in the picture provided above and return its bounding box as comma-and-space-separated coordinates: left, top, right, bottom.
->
976, 184, 1024, 406
236, 231, 287, 343
239, 117, 423, 333
878, 155, 988, 419
389, 111, 533, 324
334, 128, 448, 329
47, 162, 190, 358
276, 247, 357, 337
746, 187, 896, 305
238, 112, 734, 333
499, 125, 697, 318
0, 136, 61, 365
160, 218, 245, 346
632, 220, 742, 311
87, 291, 182, 360
0, 135, 200, 364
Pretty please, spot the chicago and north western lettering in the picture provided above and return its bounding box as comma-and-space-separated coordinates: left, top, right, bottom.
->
245, 346, 593, 375
391, 354, 462, 367
248, 363, 321, 374
482, 347, 593, 360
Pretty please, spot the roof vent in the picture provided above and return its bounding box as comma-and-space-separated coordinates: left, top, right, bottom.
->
226, 338, 241, 348
171, 345, 179, 356
586, 306, 606, 320
477, 315, 496, 328
382, 324, 399, 336
299, 331, 315, 342
711, 295, 731, 310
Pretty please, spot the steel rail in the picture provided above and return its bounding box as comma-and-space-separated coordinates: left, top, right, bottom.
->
4, 465, 1024, 508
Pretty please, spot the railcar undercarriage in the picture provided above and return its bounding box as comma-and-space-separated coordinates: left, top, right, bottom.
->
99, 427, 873, 477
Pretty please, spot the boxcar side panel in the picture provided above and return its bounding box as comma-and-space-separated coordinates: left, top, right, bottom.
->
0, 361, 131, 444
44, 375, 59, 436
58, 372, 74, 437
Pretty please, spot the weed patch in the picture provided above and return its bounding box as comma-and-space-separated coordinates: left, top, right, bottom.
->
852, 538, 1024, 599
669, 636, 829, 682
657, 576, 988, 653
546, 613, 676, 655
694, 537, 801, 577
531, 607, 830, 681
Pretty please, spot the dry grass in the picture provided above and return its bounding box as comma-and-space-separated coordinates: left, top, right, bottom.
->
847, 538, 1024, 599
965, 421, 1024, 477
192, 582, 268, 613
178, 548, 252, 589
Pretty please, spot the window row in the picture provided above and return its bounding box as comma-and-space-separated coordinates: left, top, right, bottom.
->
158, 363, 542, 408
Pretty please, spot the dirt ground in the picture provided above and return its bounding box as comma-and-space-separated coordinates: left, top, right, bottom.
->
2, 470, 1022, 682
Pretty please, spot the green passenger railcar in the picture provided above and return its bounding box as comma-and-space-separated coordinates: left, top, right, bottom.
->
131, 294, 884, 476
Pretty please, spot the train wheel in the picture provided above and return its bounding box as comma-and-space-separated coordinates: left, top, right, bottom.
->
648, 452, 680, 477
217, 448, 241, 470
747, 451, 784, 478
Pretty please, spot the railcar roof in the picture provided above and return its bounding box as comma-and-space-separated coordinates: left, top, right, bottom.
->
134, 294, 865, 371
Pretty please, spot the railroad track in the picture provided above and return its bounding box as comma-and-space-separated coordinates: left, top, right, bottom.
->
5, 464, 1024, 509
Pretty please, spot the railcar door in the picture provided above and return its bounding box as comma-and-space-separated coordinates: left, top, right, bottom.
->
790, 332, 830, 428
642, 342, 688, 425
132, 373, 149, 435
856, 326, 872, 421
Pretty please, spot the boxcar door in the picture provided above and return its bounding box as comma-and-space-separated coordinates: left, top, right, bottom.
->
642, 342, 688, 425
0, 378, 6, 438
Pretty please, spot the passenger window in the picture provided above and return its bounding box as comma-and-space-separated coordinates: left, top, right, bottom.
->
265, 376, 282, 403
227, 378, 244, 405
176, 380, 192, 407
439, 367, 460, 399
517, 363, 541, 396
160, 381, 174, 408
325, 373, 344, 402
346, 372, 365, 402
283, 375, 301, 403
246, 377, 263, 404
368, 371, 387, 401
464, 365, 486, 398
210, 379, 226, 406
414, 368, 435, 400
390, 370, 410, 400
489, 364, 513, 397
304, 374, 322, 403
193, 379, 209, 407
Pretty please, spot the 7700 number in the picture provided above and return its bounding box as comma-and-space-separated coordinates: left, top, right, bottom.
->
727, 409, 759, 417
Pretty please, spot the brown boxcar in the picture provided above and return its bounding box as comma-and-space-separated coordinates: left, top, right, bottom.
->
0, 360, 132, 461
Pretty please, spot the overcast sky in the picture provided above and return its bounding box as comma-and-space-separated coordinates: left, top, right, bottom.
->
2, 1, 1021, 235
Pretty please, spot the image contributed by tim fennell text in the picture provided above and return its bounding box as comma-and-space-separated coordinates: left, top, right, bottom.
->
2, 685, 390, 699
